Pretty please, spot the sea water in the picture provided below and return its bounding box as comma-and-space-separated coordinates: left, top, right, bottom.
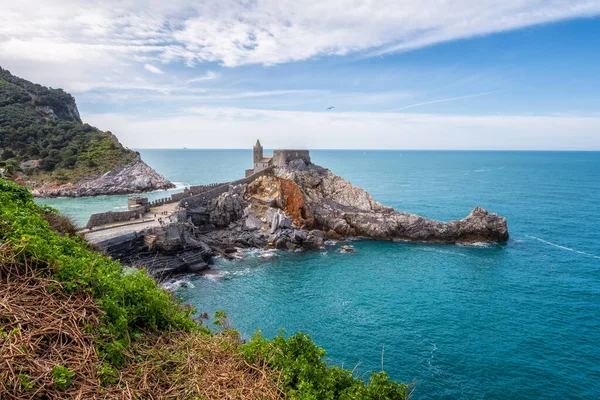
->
37, 150, 600, 399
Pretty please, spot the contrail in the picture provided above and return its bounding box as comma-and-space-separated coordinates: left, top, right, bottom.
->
386, 90, 499, 112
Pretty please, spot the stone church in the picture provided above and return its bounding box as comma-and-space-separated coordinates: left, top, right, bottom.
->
245, 139, 311, 177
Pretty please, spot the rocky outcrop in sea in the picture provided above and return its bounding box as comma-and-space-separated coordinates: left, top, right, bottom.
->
92, 156, 508, 277
31, 155, 174, 197
193, 160, 508, 252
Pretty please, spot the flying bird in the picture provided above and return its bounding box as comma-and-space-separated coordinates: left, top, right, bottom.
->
326, 106, 334, 110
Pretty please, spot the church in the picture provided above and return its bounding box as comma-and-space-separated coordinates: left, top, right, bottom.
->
245, 139, 311, 177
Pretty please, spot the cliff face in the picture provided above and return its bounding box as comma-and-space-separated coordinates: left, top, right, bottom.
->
0, 66, 173, 196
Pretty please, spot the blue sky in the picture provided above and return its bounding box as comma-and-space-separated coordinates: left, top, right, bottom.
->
1, 0, 600, 149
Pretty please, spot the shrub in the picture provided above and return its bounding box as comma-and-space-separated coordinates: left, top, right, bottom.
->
40, 208, 79, 236
243, 330, 410, 399
51, 365, 75, 390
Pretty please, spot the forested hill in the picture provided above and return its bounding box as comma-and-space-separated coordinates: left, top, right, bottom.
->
0, 67, 137, 183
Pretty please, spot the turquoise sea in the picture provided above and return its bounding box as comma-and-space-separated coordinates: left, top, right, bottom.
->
38, 150, 600, 399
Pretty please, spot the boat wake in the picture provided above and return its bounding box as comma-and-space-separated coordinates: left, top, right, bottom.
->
526, 235, 600, 260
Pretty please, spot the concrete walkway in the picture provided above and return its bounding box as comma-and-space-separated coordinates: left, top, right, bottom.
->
82, 202, 181, 244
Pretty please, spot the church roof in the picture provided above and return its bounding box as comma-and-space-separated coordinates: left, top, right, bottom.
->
255, 139, 262, 147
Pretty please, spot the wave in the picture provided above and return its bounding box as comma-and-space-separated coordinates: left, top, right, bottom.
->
202, 272, 227, 280
171, 182, 189, 191
260, 249, 279, 259
203, 268, 253, 280
161, 278, 195, 290
457, 242, 492, 248
526, 235, 600, 260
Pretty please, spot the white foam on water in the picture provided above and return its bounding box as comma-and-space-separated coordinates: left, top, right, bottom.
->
260, 249, 278, 259
171, 182, 189, 190
230, 268, 252, 277
203, 272, 227, 280
324, 240, 338, 246
161, 278, 195, 290
457, 242, 492, 248
526, 235, 600, 260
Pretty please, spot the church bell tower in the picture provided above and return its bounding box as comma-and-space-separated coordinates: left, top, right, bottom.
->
253, 139, 263, 164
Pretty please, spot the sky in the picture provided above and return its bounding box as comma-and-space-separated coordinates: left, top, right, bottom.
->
1, 0, 600, 150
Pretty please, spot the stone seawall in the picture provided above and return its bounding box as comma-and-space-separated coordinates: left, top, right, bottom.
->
187, 182, 229, 194
148, 182, 233, 208
181, 166, 275, 208
86, 209, 144, 228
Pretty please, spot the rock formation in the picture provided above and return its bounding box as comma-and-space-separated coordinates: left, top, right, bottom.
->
95, 220, 213, 278
176, 157, 508, 257
93, 155, 508, 277
31, 155, 174, 197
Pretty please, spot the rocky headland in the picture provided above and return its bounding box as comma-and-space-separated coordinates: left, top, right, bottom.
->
196, 159, 508, 250
0, 66, 173, 197
30, 155, 174, 197
93, 155, 508, 277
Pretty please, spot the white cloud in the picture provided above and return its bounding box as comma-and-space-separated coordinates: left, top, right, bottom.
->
1, 0, 599, 74
82, 108, 600, 150
144, 64, 163, 74
186, 71, 220, 83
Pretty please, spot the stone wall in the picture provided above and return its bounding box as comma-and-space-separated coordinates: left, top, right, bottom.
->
181, 166, 275, 208
147, 182, 232, 208
272, 150, 310, 167
86, 209, 144, 228
187, 182, 229, 195
128, 196, 149, 212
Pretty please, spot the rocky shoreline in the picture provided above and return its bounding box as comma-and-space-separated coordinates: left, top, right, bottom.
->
31, 156, 174, 197
91, 156, 508, 277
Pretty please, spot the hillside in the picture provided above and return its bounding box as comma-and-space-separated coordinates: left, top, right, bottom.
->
0, 67, 172, 196
0, 178, 410, 399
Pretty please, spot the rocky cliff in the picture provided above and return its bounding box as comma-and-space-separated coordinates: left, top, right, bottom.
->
31, 155, 174, 197
0, 66, 174, 196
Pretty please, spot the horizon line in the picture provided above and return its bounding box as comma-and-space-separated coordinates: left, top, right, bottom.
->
132, 148, 600, 152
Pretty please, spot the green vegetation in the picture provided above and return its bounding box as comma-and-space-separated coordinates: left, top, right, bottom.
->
0, 178, 197, 367
0, 178, 410, 399
245, 331, 409, 399
51, 366, 76, 390
0, 67, 137, 183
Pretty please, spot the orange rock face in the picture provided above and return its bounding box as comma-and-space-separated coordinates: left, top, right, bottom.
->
279, 178, 313, 227
246, 176, 313, 227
